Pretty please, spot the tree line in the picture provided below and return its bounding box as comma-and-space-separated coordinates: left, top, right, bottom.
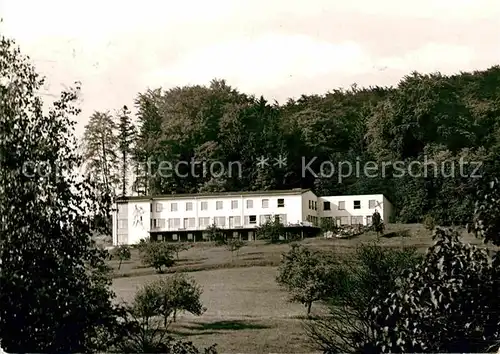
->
84, 67, 500, 227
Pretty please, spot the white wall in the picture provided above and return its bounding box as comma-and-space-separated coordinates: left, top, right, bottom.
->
320, 194, 387, 226
147, 193, 304, 232
127, 201, 151, 244
301, 190, 319, 225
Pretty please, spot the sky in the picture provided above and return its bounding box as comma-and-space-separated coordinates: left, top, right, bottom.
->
2, 0, 500, 137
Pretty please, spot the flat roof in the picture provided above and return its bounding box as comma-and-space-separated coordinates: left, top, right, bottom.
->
116, 188, 313, 202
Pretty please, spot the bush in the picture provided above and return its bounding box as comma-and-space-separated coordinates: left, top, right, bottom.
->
133, 273, 206, 328
205, 224, 226, 245
368, 227, 500, 352
423, 214, 436, 230
139, 242, 175, 273
226, 238, 246, 260
256, 218, 286, 243
113, 305, 216, 353
306, 243, 422, 353
113, 244, 131, 270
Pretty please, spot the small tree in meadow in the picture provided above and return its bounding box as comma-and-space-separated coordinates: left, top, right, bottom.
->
133, 273, 206, 328
168, 243, 190, 260
276, 244, 341, 316
139, 242, 175, 273
113, 244, 131, 270
206, 224, 226, 245
256, 218, 286, 243
226, 238, 246, 261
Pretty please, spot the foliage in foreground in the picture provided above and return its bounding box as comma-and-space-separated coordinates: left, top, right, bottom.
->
368, 227, 500, 353
111, 305, 216, 353
0, 35, 119, 352
276, 244, 343, 315
0, 35, 217, 353
306, 243, 422, 353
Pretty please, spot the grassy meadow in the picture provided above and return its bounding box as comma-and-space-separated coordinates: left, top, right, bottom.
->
109, 224, 491, 352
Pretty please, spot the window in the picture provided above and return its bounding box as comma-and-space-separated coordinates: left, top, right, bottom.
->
157, 235, 163, 241
262, 199, 269, 208
338, 201, 345, 210
199, 217, 210, 227
186, 202, 193, 211
156, 203, 163, 212
214, 216, 225, 226
231, 200, 238, 209
246, 200, 253, 209
150, 203, 153, 212
275, 214, 287, 224
216, 201, 223, 210
201, 201, 208, 210
172, 234, 178, 241
351, 216, 363, 225
153, 218, 165, 229
366, 216, 372, 225
229, 216, 241, 227
183, 218, 195, 228
340, 216, 349, 225
323, 201, 331, 211
233, 231, 239, 238
309, 200, 312, 209
171, 203, 178, 212
202, 232, 209, 240
354, 200, 361, 209
245, 215, 257, 224
369, 200, 376, 209
277, 198, 285, 207
168, 218, 180, 229
118, 219, 127, 229
314, 201, 317, 210
260, 215, 271, 224
187, 233, 193, 240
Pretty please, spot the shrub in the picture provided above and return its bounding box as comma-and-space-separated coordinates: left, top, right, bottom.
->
306, 243, 422, 353
113, 244, 131, 270
226, 238, 246, 260
133, 273, 206, 328
205, 224, 226, 245
139, 242, 175, 273
256, 218, 286, 243
368, 227, 500, 352
113, 305, 216, 353
423, 214, 436, 230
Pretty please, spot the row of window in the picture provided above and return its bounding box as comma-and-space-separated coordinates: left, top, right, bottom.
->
312, 199, 380, 211
118, 214, 287, 230
151, 198, 286, 213
159, 230, 255, 242
322, 215, 372, 225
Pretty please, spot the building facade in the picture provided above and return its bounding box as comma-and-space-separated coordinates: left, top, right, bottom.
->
112, 189, 393, 245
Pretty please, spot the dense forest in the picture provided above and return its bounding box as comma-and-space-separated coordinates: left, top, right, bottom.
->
84, 66, 500, 227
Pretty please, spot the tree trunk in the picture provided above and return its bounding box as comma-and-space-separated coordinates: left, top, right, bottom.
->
173, 309, 177, 322
122, 150, 127, 196
118, 258, 122, 270
307, 302, 312, 316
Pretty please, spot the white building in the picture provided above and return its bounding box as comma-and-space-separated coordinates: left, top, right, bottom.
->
112, 188, 393, 245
